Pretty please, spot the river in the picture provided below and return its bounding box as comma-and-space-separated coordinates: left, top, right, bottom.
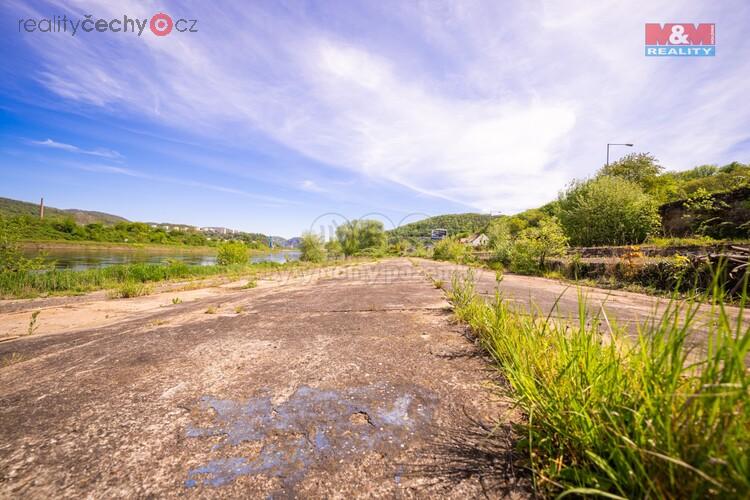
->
21, 245, 301, 271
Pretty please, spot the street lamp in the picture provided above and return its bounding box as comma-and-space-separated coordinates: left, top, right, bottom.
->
606, 143, 634, 166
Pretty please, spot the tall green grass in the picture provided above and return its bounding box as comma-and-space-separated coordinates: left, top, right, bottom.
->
0, 261, 283, 298
449, 271, 749, 498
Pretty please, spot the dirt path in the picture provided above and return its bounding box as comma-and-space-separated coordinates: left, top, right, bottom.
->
0, 259, 527, 498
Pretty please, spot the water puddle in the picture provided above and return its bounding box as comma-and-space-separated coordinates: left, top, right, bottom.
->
184, 383, 436, 490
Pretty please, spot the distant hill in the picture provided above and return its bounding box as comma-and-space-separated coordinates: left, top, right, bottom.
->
286, 237, 302, 248
0, 197, 128, 225
388, 213, 495, 241
270, 236, 290, 248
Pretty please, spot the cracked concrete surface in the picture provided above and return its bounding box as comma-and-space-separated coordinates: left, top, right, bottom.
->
0, 259, 526, 498
1, 257, 737, 497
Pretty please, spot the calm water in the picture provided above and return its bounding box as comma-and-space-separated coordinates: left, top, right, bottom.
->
22, 247, 301, 271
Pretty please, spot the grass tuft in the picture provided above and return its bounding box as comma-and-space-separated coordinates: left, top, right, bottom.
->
1, 352, 26, 368
26, 310, 40, 336
448, 271, 749, 498
108, 281, 152, 299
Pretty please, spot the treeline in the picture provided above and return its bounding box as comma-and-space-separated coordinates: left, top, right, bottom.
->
457, 155, 750, 274
494, 155, 748, 243
299, 219, 407, 261
1, 214, 271, 248
387, 213, 493, 242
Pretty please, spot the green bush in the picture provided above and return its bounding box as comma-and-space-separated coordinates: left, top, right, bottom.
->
325, 238, 343, 259
412, 241, 429, 258
487, 218, 514, 263
0, 216, 49, 272
508, 217, 568, 274
336, 219, 386, 256
432, 238, 469, 262
299, 232, 326, 262
389, 239, 409, 256
558, 176, 660, 246
216, 241, 249, 265
357, 246, 386, 258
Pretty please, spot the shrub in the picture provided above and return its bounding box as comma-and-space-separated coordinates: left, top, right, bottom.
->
487, 218, 514, 263
389, 239, 409, 256
508, 217, 568, 274
336, 219, 387, 256
558, 176, 661, 246
357, 246, 386, 258
432, 238, 469, 262
299, 232, 326, 262
216, 241, 249, 265
0, 216, 49, 272
412, 241, 429, 258
325, 238, 343, 259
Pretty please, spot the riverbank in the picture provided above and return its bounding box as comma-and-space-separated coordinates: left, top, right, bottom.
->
0, 258, 342, 300
21, 240, 216, 253
21, 240, 291, 254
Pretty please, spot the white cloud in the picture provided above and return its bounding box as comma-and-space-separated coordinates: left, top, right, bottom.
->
12, 0, 750, 214
29, 138, 123, 160
67, 162, 294, 205
300, 180, 327, 193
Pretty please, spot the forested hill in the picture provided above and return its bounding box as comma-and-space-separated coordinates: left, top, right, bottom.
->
388, 213, 494, 240
0, 197, 128, 225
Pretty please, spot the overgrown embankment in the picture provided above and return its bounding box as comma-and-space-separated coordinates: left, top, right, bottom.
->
0, 259, 356, 299
0, 261, 276, 299
447, 270, 750, 498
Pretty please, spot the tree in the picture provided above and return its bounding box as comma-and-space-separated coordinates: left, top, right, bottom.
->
558, 176, 660, 246
598, 152, 663, 190
299, 232, 326, 262
335, 219, 386, 256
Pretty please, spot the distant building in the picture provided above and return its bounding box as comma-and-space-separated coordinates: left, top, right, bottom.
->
459, 233, 489, 248
431, 228, 448, 241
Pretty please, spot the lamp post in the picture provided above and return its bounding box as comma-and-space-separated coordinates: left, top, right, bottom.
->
606, 143, 634, 166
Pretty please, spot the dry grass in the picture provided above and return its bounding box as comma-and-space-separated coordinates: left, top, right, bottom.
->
1, 352, 27, 368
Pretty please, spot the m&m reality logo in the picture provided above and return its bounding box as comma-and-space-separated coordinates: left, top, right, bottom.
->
645, 23, 715, 57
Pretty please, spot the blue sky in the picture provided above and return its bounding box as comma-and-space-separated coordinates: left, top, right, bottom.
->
1, 1, 749, 238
